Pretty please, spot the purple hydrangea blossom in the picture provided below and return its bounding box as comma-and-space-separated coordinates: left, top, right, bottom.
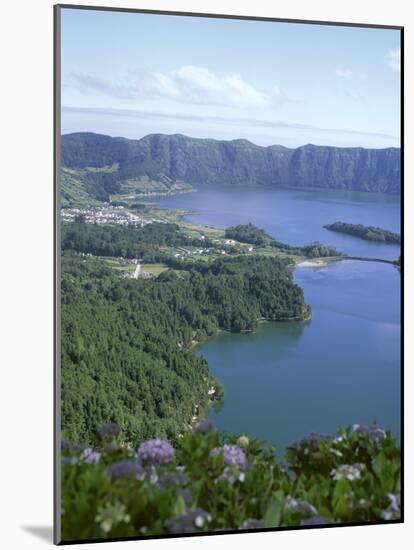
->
138, 439, 175, 465
194, 421, 215, 434
80, 448, 101, 464
352, 424, 387, 442
157, 473, 188, 488
164, 509, 212, 534
289, 432, 331, 451
210, 444, 247, 470
107, 460, 144, 481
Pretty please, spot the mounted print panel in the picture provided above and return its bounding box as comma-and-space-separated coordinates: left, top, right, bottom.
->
54, 4, 403, 544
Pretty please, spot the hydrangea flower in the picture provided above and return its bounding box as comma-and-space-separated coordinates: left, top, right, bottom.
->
95, 501, 130, 534
331, 463, 365, 481
80, 448, 101, 464
107, 460, 144, 481
285, 495, 318, 517
157, 473, 188, 488
215, 466, 246, 485
380, 493, 400, 520
210, 444, 247, 469
138, 439, 175, 465
98, 422, 121, 438
330, 448, 343, 458
164, 509, 212, 534
352, 424, 387, 442
237, 435, 249, 448
215, 467, 237, 485
289, 432, 331, 451
194, 421, 215, 434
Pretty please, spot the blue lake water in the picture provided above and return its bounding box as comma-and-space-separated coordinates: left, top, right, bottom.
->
156, 186, 401, 259
155, 187, 401, 455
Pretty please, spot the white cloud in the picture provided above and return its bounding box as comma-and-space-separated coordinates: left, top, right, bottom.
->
335, 67, 366, 80
386, 48, 400, 72
73, 66, 284, 109
336, 68, 353, 78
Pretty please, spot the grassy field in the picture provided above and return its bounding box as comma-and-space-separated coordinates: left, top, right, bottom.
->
141, 263, 169, 276
251, 245, 306, 263
141, 206, 225, 238
180, 221, 225, 239
99, 257, 135, 273
110, 176, 194, 201
98, 257, 169, 277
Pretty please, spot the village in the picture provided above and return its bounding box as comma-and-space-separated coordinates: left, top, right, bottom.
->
63, 203, 259, 283
61, 204, 158, 227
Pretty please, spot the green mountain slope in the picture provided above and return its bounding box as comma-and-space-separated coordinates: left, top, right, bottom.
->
61, 132, 401, 196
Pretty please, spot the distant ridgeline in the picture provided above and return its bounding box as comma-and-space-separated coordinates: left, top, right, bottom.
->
324, 222, 401, 244
60, 132, 401, 205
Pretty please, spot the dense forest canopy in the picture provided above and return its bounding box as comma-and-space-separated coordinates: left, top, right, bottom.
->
61, 249, 309, 444
61, 221, 210, 262
225, 223, 272, 246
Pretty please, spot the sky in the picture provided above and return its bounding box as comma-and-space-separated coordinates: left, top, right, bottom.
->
60, 8, 401, 148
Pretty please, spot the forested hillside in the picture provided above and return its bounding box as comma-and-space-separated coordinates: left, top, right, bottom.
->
61, 249, 309, 444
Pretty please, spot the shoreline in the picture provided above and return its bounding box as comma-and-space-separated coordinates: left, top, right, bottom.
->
190, 309, 312, 351
296, 258, 334, 268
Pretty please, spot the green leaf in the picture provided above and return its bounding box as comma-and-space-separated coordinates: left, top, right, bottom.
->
264, 490, 284, 528
172, 495, 186, 517
372, 452, 396, 492
333, 477, 352, 499
333, 478, 352, 518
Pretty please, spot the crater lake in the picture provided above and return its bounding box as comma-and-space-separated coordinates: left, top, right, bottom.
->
155, 187, 401, 454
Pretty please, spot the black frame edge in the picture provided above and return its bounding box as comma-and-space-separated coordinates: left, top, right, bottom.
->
56, 3, 403, 30
54, 3, 62, 546
399, 26, 404, 524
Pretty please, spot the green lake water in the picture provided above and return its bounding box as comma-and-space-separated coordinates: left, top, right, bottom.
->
156, 187, 401, 455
